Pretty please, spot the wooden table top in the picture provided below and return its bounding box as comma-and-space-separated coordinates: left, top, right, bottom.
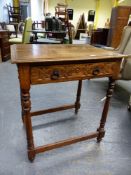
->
11, 44, 125, 64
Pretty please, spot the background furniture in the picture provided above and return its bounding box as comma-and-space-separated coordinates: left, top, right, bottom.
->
55, 4, 72, 43
31, 29, 67, 44
9, 17, 32, 44
105, 26, 131, 111
32, 21, 45, 40
6, 4, 22, 37
6, 4, 22, 23
32, 21, 44, 30
11, 44, 124, 161
0, 30, 10, 61
0, 21, 23, 38
90, 28, 109, 46
74, 13, 87, 39
32, 16, 70, 44
107, 6, 131, 48
0, 22, 7, 30
117, 27, 131, 111
6, 24, 18, 37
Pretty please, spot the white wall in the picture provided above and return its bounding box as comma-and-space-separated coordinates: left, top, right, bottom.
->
48, 0, 112, 28
0, 0, 12, 22
97, 0, 112, 28
30, 0, 44, 21
48, 0, 96, 28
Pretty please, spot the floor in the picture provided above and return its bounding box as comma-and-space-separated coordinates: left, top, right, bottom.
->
0, 62, 131, 175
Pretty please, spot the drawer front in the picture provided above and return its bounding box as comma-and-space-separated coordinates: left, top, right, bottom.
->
31, 62, 120, 84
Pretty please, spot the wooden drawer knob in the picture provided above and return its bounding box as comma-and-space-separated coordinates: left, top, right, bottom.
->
51, 70, 60, 80
92, 67, 100, 75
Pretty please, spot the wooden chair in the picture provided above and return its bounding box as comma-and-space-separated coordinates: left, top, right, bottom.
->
32, 21, 43, 30
104, 26, 131, 111
55, 5, 72, 43
9, 17, 32, 44
117, 27, 131, 111
6, 4, 21, 23
32, 21, 45, 39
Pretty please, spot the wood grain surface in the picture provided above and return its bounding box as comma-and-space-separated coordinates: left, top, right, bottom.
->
11, 44, 125, 64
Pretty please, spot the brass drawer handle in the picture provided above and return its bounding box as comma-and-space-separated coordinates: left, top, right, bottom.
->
92, 67, 100, 75
51, 70, 60, 80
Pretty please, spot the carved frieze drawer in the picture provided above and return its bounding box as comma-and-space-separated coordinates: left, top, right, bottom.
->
30, 62, 120, 84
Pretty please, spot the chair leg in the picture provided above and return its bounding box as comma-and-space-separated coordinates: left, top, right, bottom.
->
127, 95, 131, 112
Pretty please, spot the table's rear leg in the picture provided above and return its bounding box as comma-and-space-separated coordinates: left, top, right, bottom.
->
75, 80, 82, 114
97, 77, 115, 142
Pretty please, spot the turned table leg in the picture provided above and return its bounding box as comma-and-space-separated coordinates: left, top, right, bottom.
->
21, 89, 35, 161
75, 80, 82, 114
97, 78, 115, 142
20, 88, 26, 124
18, 64, 36, 161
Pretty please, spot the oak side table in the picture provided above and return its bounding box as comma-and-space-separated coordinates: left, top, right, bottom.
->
11, 44, 125, 161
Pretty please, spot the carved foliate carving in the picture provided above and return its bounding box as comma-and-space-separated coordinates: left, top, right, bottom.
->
30, 62, 120, 84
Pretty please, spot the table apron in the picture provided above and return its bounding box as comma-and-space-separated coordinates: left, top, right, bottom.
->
30, 61, 121, 84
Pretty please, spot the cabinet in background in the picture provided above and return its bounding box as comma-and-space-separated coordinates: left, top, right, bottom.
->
107, 6, 131, 48
0, 31, 10, 61
90, 28, 109, 46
